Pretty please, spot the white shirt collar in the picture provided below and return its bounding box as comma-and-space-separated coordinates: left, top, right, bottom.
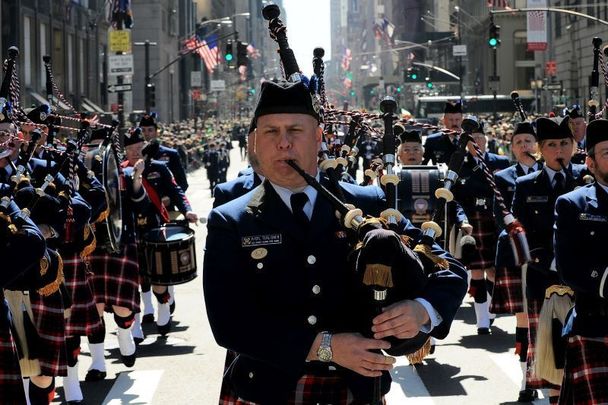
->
269, 172, 319, 220
544, 164, 565, 184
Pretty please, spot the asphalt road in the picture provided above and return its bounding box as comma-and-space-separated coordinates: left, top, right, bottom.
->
51, 143, 550, 404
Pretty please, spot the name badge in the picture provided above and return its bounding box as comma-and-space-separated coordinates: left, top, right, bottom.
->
579, 213, 608, 222
526, 195, 548, 203
507, 187, 514, 192
146, 172, 161, 180
160, 155, 170, 162
241, 234, 282, 247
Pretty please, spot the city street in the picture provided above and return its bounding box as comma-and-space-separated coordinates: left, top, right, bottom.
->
51, 144, 550, 405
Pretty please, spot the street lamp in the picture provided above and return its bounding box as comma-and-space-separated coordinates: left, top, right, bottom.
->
530, 79, 544, 114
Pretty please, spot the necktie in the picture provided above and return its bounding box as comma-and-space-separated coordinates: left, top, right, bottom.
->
290, 192, 309, 228
553, 172, 565, 195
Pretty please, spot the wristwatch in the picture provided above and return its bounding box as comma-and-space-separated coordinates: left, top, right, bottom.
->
317, 331, 333, 362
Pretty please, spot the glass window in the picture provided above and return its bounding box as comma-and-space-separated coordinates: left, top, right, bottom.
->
514, 30, 534, 61
40, 23, 47, 89
52, 29, 64, 90
555, 2, 561, 37
24, 16, 32, 86
79, 38, 85, 93
68, 34, 73, 93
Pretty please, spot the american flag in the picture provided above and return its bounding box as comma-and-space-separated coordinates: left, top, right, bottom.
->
528, 10, 545, 30
487, 0, 511, 9
184, 33, 219, 72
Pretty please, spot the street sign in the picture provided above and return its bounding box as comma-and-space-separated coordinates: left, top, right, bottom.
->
546, 83, 561, 91
109, 30, 131, 53
107, 83, 133, 93
453, 45, 467, 57
108, 54, 134, 76
191, 71, 202, 87
210, 80, 226, 92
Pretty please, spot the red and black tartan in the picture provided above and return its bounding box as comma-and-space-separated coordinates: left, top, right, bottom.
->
490, 264, 524, 314
526, 298, 561, 390
0, 299, 26, 404
62, 253, 104, 337
219, 373, 355, 405
467, 211, 498, 271
88, 243, 141, 313
558, 335, 608, 405
29, 287, 67, 377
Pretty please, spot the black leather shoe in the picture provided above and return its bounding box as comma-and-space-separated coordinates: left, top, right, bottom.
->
121, 353, 136, 367
85, 369, 106, 382
169, 301, 175, 315
517, 388, 538, 402
477, 327, 491, 335
142, 314, 154, 324
157, 321, 171, 336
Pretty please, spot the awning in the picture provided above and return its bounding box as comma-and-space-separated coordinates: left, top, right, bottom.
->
82, 97, 105, 113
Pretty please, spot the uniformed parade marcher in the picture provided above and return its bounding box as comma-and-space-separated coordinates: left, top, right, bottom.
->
511, 116, 587, 404
218, 141, 231, 184
84, 127, 159, 382
139, 113, 189, 192
554, 118, 608, 405
451, 118, 509, 335
203, 79, 468, 404
203, 141, 221, 193
123, 128, 197, 336
422, 101, 463, 165
565, 105, 587, 165
396, 124, 424, 166
490, 121, 542, 402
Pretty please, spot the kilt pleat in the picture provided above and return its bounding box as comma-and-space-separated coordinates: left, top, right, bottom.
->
0, 300, 26, 404
88, 243, 141, 312
490, 264, 524, 314
62, 253, 103, 337
559, 335, 608, 405
526, 298, 561, 390
29, 288, 67, 377
467, 211, 498, 271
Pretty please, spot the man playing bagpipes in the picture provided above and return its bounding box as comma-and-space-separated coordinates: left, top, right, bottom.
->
422, 101, 463, 165
490, 121, 542, 402
203, 79, 468, 404
511, 116, 588, 404
450, 118, 510, 335
554, 119, 608, 404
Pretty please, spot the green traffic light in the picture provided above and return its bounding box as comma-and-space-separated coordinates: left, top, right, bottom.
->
225, 54, 233, 61
488, 38, 498, 47
396, 87, 402, 93
411, 73, 418, 80
426, 82, 433, 89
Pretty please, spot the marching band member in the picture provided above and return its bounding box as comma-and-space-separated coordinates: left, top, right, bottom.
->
565, 106, 587, 165
512, 116, 587, 404
423, 101, 463, 165
203, 79, 468, 404
452, 118, 509, 335
491, 121, 542, 402
554, 119, 608, 404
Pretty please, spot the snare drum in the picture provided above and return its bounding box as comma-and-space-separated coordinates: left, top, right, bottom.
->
397, 165, 444, 225
141, 224, 197, 285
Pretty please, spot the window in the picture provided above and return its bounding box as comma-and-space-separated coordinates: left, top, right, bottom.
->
52, 29, 64, 90
555, 3, 561, 37
40, 23, 47, 89
514, 31, 534, 61
24, 16, 32, 86
68, 34, 74, 93
588, 0, 595, 27
79, 38, 85, 93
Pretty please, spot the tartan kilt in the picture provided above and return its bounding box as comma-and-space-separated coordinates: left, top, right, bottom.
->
526, 298, 561, 390
490, 264, 524, 314
0, 299, 26, 404
559, 335, 608, 405
219, 373, 354, 405
88, 243, 141, 313
29, 288, 67, 377
62, 253, 104, 337
467, 211, 498, 271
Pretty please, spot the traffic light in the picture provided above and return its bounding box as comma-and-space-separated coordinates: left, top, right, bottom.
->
396, 86, 402, 93
425, 77, 433, 89
488, 23, 501, 48
405, 66, 421, 82
350, 90, 356, 97
225, 41, 234, 62
147, 83, 156, 108
236, 41, 248, 67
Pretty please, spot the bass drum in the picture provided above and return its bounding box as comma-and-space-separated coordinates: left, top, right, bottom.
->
141, 224, 197, 285
83, 139, 123, 253
397, 165, 445, 226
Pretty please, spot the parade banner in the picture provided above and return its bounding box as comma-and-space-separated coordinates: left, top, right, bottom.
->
527, 0, 547, 51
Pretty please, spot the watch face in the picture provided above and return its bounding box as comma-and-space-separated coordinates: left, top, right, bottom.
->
318, 348, 332, 362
